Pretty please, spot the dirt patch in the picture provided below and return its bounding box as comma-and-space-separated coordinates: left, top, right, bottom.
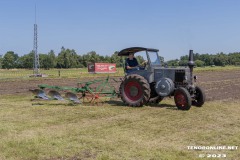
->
196, 70, 240, 101
0, 77, 121, 96
1, 70, 240, 101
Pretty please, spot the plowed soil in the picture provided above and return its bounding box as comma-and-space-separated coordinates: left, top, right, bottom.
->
1, 70, 240, 102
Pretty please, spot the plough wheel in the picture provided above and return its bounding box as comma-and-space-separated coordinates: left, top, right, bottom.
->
80, 92, 105, 105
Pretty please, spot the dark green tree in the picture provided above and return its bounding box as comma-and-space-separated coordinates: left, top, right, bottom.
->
2, 51, 19, 69
77, 55, 85, 68
88, 51, 100, 63
110, 51, 122, 67
39, 54, 51, 69
195, 60, 205, 67
104, 55, 111, 63
56, 47, 70, 68
213, 53, 228, 66
56, 47, 80, 68
0, 56, 3, 68
81, 54, 90, 67
179, 60, 188, 66
167, 59, 179, 66
16, 51, 34, 68
69, 49, 79, 68
48, 50, 56, 68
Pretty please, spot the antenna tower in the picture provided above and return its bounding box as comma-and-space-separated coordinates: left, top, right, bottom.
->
33, 5, 40, 75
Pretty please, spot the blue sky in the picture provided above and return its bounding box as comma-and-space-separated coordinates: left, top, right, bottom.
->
0, 0, 239, 60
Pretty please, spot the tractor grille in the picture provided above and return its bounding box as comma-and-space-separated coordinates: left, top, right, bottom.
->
175, 70, 185, 84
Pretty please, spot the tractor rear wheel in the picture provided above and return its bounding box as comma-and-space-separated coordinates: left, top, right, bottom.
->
192, 86, 205, 107
174, 87, 192, 110
119, 74, 150, 107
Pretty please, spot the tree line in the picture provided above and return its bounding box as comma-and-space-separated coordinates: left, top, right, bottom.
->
0, 47, 124, 69
0, 47, 240, 69
166, 52, 240, 67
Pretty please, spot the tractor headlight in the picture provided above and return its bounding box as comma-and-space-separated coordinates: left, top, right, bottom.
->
194, 75, 197, 82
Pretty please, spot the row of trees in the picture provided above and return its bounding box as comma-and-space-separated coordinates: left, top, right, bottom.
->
0, 47, 240, 69
0, 47, 123, 69
166, 52, 240, 67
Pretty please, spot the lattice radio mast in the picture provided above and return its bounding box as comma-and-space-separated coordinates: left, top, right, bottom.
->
33, 5, 40, 75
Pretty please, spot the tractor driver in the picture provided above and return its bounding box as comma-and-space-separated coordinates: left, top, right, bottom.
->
125, 53, 147, 73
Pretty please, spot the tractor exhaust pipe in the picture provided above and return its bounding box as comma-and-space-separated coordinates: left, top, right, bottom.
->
188, 50, 195, 85
188, 50, 195, 68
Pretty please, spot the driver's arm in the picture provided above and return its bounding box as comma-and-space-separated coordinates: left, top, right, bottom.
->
126, 66, 137, 69
139, 60, 147, 66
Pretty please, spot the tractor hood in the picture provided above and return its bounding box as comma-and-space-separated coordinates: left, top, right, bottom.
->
118, 47, 159, 56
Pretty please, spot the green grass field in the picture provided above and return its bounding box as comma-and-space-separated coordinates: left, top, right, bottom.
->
0, 66, 240, 80
0, 67, 239, 159
0, 68, 124, 80
0, 95, 239, 160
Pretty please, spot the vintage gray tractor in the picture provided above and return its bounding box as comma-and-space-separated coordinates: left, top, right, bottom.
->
118, 47, 205, 110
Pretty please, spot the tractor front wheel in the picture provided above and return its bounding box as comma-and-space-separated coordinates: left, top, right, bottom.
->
174, 87, 192, 110
119, 74, 150, 107
192, 86, 205, 107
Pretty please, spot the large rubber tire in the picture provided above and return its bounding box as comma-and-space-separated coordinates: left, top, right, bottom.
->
174, 87, 192, 110
119, 74, 150, 107
192, 86, 205, 107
